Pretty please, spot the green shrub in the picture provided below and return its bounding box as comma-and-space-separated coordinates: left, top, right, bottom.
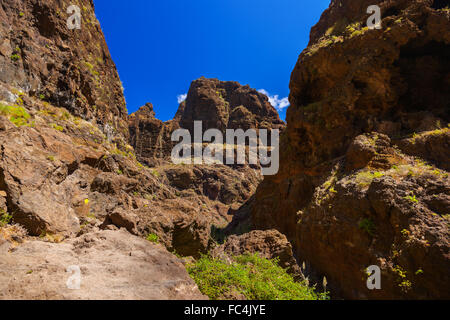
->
0, 103, 31, 126
146, 233, 159, 243
151, 170, 160, 177
86, 212, 96, 219
187, 254, 329, 300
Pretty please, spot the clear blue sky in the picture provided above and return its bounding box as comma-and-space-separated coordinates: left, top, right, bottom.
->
93, 0, 330, 121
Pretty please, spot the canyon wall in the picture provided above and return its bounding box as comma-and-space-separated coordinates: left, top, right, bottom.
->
0, 0, 128, 141
1, 0, 448, 300
129, 77, 285, 166
251, 0, 450, 299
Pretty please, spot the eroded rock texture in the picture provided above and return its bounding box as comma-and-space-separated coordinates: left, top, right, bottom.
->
0, 0, 128, 141
128, 77, 286, 166
0, 0, 246, 299
180, 77, 285, 134
251, 0, 450, 299
126, 78, 287, 260
0, 230, 206, 300
1, 0, 448, 301
212, 229, 303, 279
128, 103, 181, 166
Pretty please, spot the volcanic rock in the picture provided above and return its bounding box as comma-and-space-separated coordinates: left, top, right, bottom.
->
212, 229, 303, 279
250, 0, 450, 299
128, 78, 286, 164
0, 229, 206, 300
0, 0, 128, 141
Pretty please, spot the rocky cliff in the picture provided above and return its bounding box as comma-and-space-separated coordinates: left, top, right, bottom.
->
129, 102, 181, 166
1, 229, 205, 300
126, 77, 288, 255
129, 77, 286, 166
0, 0, 293, 300
1, 0, 448, 301
250, 0, 450, 299
0, 0, 206, 299
180, 77, 285, 134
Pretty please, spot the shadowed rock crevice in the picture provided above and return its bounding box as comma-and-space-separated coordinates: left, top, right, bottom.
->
431, 0, 449, 10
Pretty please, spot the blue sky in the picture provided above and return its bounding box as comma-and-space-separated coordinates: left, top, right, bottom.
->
93, 0, 330, 121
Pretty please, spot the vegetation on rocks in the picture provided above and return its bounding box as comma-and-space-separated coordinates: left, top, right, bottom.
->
187, 254, 328, 300
0, 0, 448, 301
146, 233, 159, 243
251, 0, 450, 300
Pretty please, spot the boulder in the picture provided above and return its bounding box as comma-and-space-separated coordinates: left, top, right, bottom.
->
250, 0, 450, 299
0, 230, 206, 300
212, 230, 303, 279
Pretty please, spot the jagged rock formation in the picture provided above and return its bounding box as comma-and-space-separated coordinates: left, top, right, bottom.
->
128, 103, 181, 166
180, 77, 285, 133
0, 0, 128, 142
128, 77, 285, 165
0, 229, 206, 300
250, 0, 450, 299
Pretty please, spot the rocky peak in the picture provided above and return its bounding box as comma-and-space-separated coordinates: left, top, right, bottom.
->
250, 0, 450, 299
0, 0, 128, 140
128, 77, 286, 165
128, 101, 181, 165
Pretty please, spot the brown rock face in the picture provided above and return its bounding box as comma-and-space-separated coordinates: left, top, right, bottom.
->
2, 0, 447, 301
0, 230, 206, 300
125, 78, 285, 257
0, 115, 105, 236
128, 103, 180, 166
0, 1, 255, 299
251, 0, 450, 299
128, 78, 286, 165
0, 0, 128, 141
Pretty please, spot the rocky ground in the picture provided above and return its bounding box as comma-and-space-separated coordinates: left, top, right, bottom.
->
0, 0, 448, 300
0, 229, 206, 300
